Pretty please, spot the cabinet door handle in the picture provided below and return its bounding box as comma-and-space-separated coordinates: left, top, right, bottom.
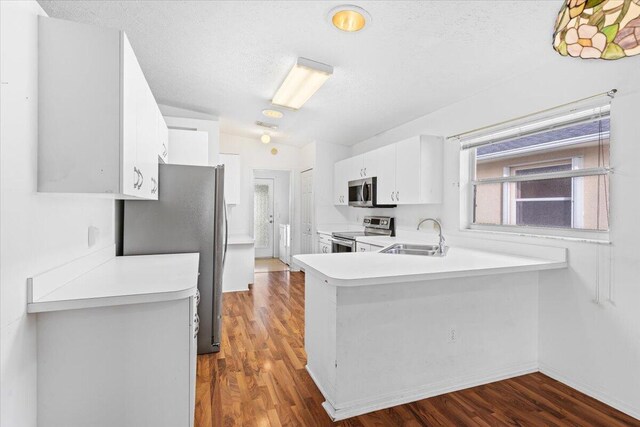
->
396, 191, 399, 201
391, 192, 395, 201
133, 167, 140, 188
364, 168, 367, 176
162, 143, 167, 157
150, 177, 157, 194
137, 170, 144, 190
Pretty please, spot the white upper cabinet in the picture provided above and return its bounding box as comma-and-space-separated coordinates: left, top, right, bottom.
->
333, 135, 443, 206
392, 135, 443, 204
219, 153, 241, 205
37, 17, 159, 200
372, 144, 397, 205
334, 158, 350, 205
350, 155, 365, 181
167, 129, 209, 166
157, 109, 169, 164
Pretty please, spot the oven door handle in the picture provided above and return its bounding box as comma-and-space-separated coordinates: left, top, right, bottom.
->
329, 238, 356, 248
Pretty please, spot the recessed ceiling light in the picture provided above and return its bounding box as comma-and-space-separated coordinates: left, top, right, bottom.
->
261, 134, 271, 144
256, 121, 279, 130
271, 57, 333, 110
329, 5, 370, 33
262, 109, 284, 119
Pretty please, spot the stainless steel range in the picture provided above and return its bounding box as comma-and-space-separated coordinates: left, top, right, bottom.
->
330, 216, 395, 253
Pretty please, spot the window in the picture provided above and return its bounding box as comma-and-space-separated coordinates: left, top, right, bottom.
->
461, 100, 611, 234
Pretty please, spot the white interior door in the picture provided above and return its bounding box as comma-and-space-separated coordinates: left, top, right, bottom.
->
254, 178, 275, 258
301, 169, 313, 254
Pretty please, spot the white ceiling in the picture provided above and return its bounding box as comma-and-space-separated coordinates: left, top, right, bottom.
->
38, 1, 561, 147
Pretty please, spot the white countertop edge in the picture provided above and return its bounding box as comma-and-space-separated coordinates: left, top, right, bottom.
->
27, 286, 197, 314
293, 257, 567, 287
228, 235, 255, 245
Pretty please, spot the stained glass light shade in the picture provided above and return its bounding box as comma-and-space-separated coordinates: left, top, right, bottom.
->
553, 0, 640, 59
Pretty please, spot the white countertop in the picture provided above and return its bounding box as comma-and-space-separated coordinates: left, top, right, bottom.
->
293, 246, 566, 287
28, 253, 200, 313
228, 234, 255, 245
317, 223, 363, 236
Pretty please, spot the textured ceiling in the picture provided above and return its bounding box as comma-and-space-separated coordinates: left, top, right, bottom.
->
38, 1, 561, 147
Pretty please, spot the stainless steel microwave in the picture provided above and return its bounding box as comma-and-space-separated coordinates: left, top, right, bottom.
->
348, 177, 396, 208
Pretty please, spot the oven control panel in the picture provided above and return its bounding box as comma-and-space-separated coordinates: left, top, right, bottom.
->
363, 216, 394, 230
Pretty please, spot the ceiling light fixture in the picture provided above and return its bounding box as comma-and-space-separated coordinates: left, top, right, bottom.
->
262, 109, 284, 119
553, 0, 640, 60
329, 5, 371, 33
271, 57, 333, 110
261, 133, 271, 144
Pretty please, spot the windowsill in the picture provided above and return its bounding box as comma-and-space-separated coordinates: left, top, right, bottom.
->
460, 226, 611, 245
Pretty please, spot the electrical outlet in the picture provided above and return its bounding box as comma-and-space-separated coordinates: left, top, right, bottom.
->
448, 327, 457, 343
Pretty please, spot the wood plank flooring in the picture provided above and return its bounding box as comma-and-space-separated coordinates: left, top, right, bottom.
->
195, 271, 640, 426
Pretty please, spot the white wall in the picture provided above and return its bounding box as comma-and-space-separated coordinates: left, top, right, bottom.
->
350, 56, 640, 417
0, 3, 115, 426
254, 169, 290, 258
219, 133, 306, 259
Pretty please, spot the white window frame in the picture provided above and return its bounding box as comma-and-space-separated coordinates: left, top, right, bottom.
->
465, 141, 609, 241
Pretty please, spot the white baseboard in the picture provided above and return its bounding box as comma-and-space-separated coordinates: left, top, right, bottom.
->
311, 362, 538, 421
539, 364, 640, 421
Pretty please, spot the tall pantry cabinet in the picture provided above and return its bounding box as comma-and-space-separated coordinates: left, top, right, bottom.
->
38, 17, 163, 199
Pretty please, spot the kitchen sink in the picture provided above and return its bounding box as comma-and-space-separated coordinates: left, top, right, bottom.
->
380, 243, 446, 257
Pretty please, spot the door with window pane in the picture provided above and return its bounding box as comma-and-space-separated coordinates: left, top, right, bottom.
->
254, 178, 274, 258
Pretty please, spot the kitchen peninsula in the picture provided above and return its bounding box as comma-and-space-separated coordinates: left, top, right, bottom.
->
293, 246, 567, 421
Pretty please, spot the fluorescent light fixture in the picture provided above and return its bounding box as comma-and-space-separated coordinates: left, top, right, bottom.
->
261, 134, 271, 144
271, 58, 333, 110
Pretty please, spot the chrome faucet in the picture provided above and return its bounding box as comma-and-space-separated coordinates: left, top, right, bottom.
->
417, 218, 446, 255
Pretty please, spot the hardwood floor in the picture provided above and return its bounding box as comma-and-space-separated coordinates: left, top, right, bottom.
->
195, 271, 640, 426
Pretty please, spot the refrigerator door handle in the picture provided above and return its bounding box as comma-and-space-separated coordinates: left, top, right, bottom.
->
223, 197, 228, 269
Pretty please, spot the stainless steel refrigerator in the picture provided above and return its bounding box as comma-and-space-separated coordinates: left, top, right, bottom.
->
122, 163, 227, 354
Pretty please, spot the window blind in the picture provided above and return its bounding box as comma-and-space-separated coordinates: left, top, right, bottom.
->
451, 90, 615, 151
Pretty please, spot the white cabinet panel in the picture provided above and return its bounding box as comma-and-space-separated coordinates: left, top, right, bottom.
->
334, 159, 350, 205
219, 153, 241, 205
37, 298, 195, 427
37, 17, 158, 200
356, 243, 372, 252
168, 129, 209, 166
395, 137, 423, 204
372, 144, 396, 205
350, 155, 365, 181
157, 110, 169, 164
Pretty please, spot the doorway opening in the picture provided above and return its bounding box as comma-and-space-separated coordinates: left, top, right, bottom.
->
253, 170, 292, 273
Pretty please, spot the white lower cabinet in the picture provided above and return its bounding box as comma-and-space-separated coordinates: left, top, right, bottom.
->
356, 242, 383, 252
37, 297, 197, 427
318, 233, 332, 254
